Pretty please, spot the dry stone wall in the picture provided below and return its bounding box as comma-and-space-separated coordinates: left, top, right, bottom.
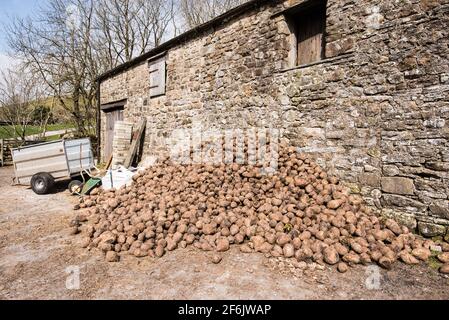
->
100, 0, 449, 237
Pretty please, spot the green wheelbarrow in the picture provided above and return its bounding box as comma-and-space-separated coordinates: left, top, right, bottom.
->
69, 168, 102, 196
81, 177, 102, 195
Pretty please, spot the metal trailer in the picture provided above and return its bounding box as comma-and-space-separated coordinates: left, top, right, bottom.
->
11, 138, 95, 195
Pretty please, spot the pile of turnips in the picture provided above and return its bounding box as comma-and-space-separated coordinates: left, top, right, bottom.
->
73, 141, 449, 274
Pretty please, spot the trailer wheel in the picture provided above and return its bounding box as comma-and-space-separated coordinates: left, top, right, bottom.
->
31, 172, 55, 195
69, 180, 84, 195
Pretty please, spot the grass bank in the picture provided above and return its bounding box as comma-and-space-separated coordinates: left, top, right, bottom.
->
0, 123, 74, 140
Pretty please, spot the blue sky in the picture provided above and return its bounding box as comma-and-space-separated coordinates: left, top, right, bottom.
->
0, 0, 43, 72
0, 0, 43, 51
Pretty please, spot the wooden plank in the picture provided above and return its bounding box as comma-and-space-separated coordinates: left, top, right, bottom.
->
1, 139, 3, 167
123, 118, 147, 168
105, 154, 113, 170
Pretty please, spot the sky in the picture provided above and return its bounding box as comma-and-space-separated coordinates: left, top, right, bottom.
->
0, 0, 43, 73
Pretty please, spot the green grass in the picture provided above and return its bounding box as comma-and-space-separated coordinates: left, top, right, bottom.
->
45, 134, 64, 142
427, 255, 443, 270
0, 123, 74, 139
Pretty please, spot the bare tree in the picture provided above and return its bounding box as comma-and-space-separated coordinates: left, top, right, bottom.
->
3, 0, 197, 145
6, 0, 97, 136
180, 0, 247, 29
94, 0, 178, 69
0, 68, 45, 141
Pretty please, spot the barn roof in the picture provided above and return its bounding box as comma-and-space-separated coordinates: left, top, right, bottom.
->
96, 0, 281, 82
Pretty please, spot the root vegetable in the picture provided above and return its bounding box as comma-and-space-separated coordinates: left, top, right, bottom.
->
166, 239, 177, 251
385, 219, 402, 235
80, 237, 91, 248
299, 231, 311, 241
99, 231, 117, 244
271, 245, 283, 257
323, 246, 339, 265
334, 243, 349, 256
155, 246, 165, 257
373, 230, 388, 241
337, 262, 348, 273
283, 244, 295, 258
74, 143, 435, 274
106, 251, 119, 262
98, 242, 113, 252
360, 253, 371, 265
108, 199, 119, 209
212, 254, 222, 264
370, 250, 382, 262
441, 242, 449, 252
277, 234, 291, 246
342, 252, 360, 265
412, 248, 431, 261
440, 263, 449, 274
230, 225, 239, 236
350, 241, 364, 254
292, 238, 302, 249
437, 252, 449, 263
399, 251, 420, 265
327, 200, 342, 210
216, 238, 230, 252
70, 226, 80, 235
295, 247, 313, 261
252, 236, 265, 251
259, 242, 273, 253
378, 256, 394, 270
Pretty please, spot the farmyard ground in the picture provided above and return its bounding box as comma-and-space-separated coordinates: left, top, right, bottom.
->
0, 167, 448, 300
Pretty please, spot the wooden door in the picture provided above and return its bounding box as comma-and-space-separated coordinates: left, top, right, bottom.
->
297, 8, 326, 65
104, 108, 124, 161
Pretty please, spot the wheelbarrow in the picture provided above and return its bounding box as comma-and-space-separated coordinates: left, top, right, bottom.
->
68, 167, 102, 196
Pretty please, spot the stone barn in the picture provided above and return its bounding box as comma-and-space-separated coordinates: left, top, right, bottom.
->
97, 0, 449, 236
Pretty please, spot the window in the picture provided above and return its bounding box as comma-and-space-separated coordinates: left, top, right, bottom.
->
286, 1, 327, 66
148, 54, 166, 97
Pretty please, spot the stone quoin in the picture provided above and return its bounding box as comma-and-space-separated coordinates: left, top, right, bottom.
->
97, 0, 449, 236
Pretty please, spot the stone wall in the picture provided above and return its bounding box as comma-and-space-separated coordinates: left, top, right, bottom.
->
99, 0, 449, 237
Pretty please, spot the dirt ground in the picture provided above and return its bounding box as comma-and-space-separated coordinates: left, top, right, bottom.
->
0, 166, 448, 300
